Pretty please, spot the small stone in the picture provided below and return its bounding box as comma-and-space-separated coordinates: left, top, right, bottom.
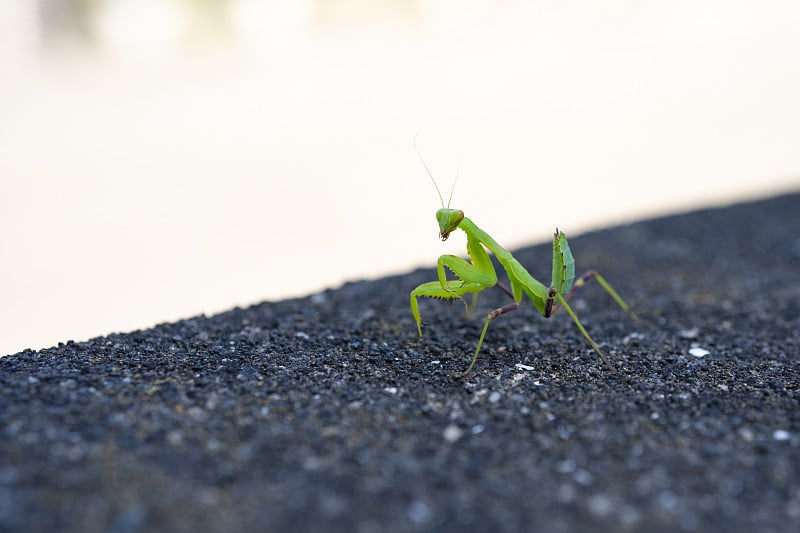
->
167, 431, 183, 445
622, 332, 646, 344
737, 427, 754, 442
680, 327, 699, 339
657, 490, 678, 510
557, 459, 576, 473
773, 429, 791, 441
588, 494, 613, 516
574, 469, 593, 486
443, 424, 463, 443
407, 500, 432, 524
688, 347, 709, 358
310, 293, 326, 304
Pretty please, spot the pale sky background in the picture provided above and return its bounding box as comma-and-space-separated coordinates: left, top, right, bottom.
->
1, 0, 799, 356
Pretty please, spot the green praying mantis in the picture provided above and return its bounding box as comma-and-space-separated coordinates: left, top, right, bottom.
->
410, 147, 638, 375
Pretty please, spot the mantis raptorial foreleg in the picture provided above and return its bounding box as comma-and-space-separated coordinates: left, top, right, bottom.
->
410, 142, 638, 374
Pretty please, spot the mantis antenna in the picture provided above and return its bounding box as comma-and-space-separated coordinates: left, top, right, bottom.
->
413, 135, 458, 208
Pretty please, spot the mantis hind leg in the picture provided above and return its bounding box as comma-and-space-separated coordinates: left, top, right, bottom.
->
554, 292, 616, 372
549, 270, 639, 322
547, 270, 639, 372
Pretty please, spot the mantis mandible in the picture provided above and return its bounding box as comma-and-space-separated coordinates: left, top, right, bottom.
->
409, 146, 638, 375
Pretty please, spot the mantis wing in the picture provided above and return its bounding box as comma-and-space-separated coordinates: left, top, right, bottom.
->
551, 230, 575, 297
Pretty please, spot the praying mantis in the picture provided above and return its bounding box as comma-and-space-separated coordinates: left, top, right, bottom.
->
409, 147, 638, 375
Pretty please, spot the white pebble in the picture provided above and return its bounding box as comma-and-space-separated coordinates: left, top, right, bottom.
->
773, 429, 791, 441
515, 363, 536, 371
384, 387, 398, 395
489, 391, 501, 403
622, 332, 646, 344
443, 424, 463, 443
688, 347, 709, 358
295, 332, 310, 340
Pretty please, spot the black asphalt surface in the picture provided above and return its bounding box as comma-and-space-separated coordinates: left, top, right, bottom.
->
2, 192, 799, 532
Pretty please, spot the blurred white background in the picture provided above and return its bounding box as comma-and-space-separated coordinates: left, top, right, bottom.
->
1, 0, 799, 356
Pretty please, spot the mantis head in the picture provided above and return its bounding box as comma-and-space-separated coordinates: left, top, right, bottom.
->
436, 208, 464, 241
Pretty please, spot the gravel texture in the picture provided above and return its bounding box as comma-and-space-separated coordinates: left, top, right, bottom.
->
2, 192, 799, 532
